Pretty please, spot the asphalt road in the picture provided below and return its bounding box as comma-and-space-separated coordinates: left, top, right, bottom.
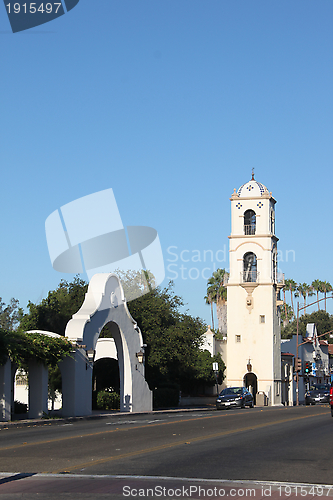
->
0, 405, 332, 498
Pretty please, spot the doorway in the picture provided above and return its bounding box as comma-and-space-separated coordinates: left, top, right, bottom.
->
243, 372, 258, 405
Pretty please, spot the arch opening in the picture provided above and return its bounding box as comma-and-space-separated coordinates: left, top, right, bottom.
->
243, 252, 258, 282
92, 357, 120, 410
244, 209, 256, 235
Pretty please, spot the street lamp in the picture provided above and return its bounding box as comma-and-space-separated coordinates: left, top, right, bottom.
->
136, 344, 147, 365
86, 348, 95, 362
85, 348, 95, 371
136, 349, 145, 364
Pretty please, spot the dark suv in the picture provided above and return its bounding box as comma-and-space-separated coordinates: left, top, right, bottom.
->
305, 383, 330, 405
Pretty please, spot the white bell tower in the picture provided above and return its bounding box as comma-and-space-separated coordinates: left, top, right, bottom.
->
225, 173, 282, 405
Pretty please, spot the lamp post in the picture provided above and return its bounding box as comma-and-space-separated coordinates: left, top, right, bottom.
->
213, 362, 219, 396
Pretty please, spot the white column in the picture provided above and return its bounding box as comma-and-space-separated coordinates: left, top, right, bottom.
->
60, 349, 93, 417
28, 362, 48, 418
0, 359, 12, 421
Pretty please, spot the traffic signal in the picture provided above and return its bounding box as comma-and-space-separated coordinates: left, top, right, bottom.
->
295, 358, 302, 372
304, 361, 311, 375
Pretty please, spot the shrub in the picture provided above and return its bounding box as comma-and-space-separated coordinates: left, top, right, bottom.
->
96, 390, 120, 410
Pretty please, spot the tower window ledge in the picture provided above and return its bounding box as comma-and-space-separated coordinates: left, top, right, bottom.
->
229, 234, 278, 239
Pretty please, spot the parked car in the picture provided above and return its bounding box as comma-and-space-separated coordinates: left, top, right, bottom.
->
305, 383, 330, 405
216, 386, 254, 410
330, 383, 333, 417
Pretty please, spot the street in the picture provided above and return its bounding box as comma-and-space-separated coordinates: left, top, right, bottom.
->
0, 405, 332, 498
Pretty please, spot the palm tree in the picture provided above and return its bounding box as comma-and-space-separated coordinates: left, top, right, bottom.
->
305, 283, 315, 309
282, 281, 287, 318
280, 303, 294, 327
320, 281, 332, 312
295, 283, 308, 314
311, 279, 323, 311
205, 269, 228, 332
285, 278, 297, 316
204, 293, 214, 331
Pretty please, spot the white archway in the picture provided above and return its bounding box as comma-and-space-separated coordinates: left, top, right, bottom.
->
61, 273, 152, 416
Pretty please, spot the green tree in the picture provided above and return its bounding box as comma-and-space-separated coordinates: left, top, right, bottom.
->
295, 283, 309, 314
280, 303, 294, 327
320, 281, 332, 312
0, 298, 23, 331
20, 276, 88, 335
127, 282, 207, 392
281, 310, 333, 340
311, 280, 323, 311
192, 351, 225, 393
305, 284, 315, 308
284, 278, 297, 316
205, 269, 228, 332
115, 268, 155, 302
204, 293, 215, 330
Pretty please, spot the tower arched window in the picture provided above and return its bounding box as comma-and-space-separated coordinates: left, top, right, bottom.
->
272, 244, 277, 283
244, 210, 256, 235
243, 252, 258, 282
270, 210, 275, 234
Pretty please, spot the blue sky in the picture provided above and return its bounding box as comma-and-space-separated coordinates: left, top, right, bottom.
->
0, 0, 332, 325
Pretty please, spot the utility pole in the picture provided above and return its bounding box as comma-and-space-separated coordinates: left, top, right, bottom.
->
296, 302, 299, 406
295, 294, 333, 405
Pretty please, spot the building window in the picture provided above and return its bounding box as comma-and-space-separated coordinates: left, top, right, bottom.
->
235, 335, 241, 343
244, 209, 256, 235
260, 315, 265, 323
242, 252, 258, 282
270, 210, 275, 234
272, 244, 277, 283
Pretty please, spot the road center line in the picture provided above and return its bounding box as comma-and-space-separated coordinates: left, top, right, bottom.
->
49, 411, 327, 474
0, 412, 235, 452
